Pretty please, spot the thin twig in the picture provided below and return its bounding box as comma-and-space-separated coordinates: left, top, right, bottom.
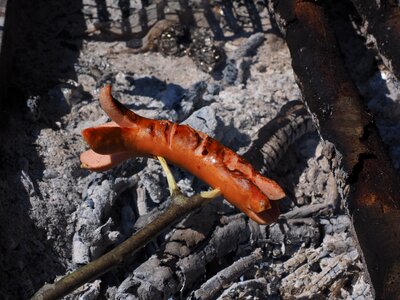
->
31, 159, 220, 300
31, 194, 209, 299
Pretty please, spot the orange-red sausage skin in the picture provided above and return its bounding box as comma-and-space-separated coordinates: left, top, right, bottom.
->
81, 85, 285, 224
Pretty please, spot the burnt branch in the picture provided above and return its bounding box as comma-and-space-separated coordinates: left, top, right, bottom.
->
267, 0, 400, 298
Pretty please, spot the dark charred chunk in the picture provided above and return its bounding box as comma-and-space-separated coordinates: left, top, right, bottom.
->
186, 28, 226, 73
157, 23, 190, 57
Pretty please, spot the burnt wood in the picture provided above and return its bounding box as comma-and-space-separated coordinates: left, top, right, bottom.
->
267, 0, 400, 298
351, 0, 400, 80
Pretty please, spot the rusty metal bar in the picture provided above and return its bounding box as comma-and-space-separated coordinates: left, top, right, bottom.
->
350, 0, 400, 80
267, 1, 400, 298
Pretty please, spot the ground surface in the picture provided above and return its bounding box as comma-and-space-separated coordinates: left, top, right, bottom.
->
0, 0, 399, 299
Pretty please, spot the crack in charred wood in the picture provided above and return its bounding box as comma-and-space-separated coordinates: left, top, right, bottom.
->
267, 0, 400, 298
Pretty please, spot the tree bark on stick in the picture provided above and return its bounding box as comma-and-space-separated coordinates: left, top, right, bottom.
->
267, 1, 400, 298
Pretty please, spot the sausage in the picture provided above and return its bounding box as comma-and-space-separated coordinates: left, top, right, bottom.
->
80, 85, 285, 224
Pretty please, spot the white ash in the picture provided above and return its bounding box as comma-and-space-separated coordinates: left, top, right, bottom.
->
211, 34, 302, 152
115, 215, 252, 299
232, 32, 266, 59
275, 216, 373, 299
136, 160, 168, 206
284, 140, 341, 214
178, 81, 208, 120
192, 248, 264, 300
48, 79, 84, 107
68, 279, 102, 300
217, 277, 278, 299
31, 127, 89, 258
176, 177, 196, 197
72, 170, 139, 264
181, 105, 219, 138
222, 32, 265, 86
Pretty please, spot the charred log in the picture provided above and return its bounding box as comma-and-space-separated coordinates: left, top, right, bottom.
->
267, 0, 400, 298
350, 0, 400, 80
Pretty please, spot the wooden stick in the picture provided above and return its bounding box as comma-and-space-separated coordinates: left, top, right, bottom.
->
31, 158, 217, 300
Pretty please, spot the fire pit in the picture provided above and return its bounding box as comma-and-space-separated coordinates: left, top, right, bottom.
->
0, 1, 399, 299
